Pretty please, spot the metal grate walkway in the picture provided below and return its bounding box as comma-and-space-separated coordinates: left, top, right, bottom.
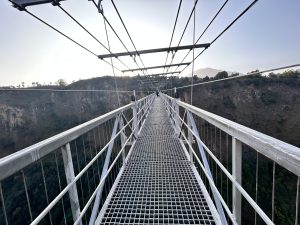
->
96, 97, 220, 225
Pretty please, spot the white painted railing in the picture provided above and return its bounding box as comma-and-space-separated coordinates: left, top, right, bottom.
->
0, 93, 155, 225
161, 93, 300, 225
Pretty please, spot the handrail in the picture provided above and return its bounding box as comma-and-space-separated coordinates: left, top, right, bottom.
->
29, 94, 155, 225
161, 94, 273, 224
0, 94, 153, 181
162, 94, 300, 176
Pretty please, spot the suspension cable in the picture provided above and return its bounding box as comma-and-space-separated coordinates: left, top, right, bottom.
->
26, 9, 97, 57
190, 0, 196, 105
176, 0, 259, 77
19, 8, 124, 73
93, 0, 146, 73
91, 0, 156, 88
166, 0, 199, 73
106, 0, 157, 89
0, 88, 148, 93
110, 0, 149, 75
101, 3, 121, 106
7, 3, 148, 91
174, 0, 229, 72
162, 63, 300, 91
57, 4, 132, 71
162, 0, 183, 74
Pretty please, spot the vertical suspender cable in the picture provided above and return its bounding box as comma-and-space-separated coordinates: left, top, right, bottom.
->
173, 0, 229, 73
40, 160, 53, 225
296, 176, 300, 225
110, 0, 148, 75
0, 183, 8, 225
190, 0, 196, 105
271, 162, 276, 222
91, 0, 154, 88
167, 0, 199, 73
162, 0, 183, 74
22, 170, 33, 222
173, 0, 259, 79
101, 3, 121, 106
255, 151, 259, 225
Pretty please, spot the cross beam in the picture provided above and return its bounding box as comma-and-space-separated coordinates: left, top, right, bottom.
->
98, 43, 210, 59
145, 72, 181, 77
122, 63, 190, 72
10, 0, 64, 8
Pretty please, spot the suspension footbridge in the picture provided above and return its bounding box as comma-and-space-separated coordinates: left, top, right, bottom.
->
1, 0, 300, 225
0, 92, 299, 225
95, 97, 220, 225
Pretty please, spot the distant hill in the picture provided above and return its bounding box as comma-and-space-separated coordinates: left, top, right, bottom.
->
193, 68, 221, 77
0, 76, 145, 158
191, 67, 238, 78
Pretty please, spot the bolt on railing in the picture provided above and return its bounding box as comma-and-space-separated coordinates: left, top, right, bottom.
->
0, 93, 155, 225
161, 93, 300, 225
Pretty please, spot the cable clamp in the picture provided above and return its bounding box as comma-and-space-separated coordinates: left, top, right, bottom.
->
12, 2, 25, 11
98, 0, 104, 14
172, 51, 175, 59
52, 0, 60, 6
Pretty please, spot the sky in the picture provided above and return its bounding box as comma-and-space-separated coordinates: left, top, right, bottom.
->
0, 0, 299, 86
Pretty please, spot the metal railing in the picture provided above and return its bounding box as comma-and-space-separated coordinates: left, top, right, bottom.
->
0, 93, 155, 225
161, 93, 300, 225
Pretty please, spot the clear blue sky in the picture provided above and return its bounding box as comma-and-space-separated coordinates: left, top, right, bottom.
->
0, 0, 299, 86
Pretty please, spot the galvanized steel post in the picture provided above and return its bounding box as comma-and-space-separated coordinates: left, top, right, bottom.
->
61, 143, 82, 225
187, 111, 228, 225
132, 90, 138, 138
174, 88, 180, 135
232, 137, 242, 224
89, 116, 120, 225
187, 113, 193, 162
119, 115, 126, 163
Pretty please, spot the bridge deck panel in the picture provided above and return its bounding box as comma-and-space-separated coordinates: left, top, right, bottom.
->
97, 97, 217, 225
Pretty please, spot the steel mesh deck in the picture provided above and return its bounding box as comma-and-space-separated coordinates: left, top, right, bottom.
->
96, 97, 218, 225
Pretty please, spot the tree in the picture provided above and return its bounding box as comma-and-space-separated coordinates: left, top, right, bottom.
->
56, 79, 67, 87
268, 72, 277, 78
203, 76, 210, 82
193, 75, 199, 82
279, 70, 300, 78
248, 69, 262, 77
214, 71, 228, 80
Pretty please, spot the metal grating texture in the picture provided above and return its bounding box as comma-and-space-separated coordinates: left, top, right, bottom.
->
96, 97, 218, 225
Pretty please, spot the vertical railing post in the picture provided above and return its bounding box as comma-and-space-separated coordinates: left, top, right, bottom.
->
170, 96, 174, 122
61, 143, 82, 225
174, 88, 180, 135
232, 137, 242, 224
131, 90, 138, 138
119, 115, 126, 163
187, 111, 228, 224
89, 116, 120, 225
187, 112, 193, 162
